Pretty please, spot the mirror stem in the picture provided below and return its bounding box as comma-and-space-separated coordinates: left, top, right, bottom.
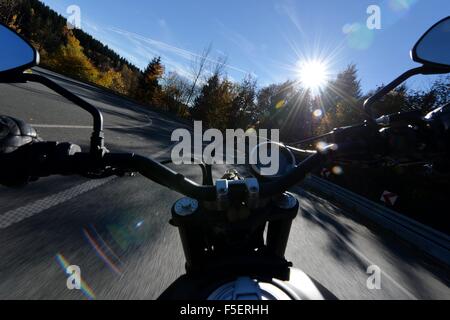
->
364, 65, 450, 119
364, 66, 425, 120
19, 73, 105, 158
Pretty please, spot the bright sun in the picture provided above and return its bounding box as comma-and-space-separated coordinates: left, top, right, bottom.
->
297, 60, 329, 91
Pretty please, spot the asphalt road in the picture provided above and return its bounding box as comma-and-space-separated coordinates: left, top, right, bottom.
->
0, 69, 449, 300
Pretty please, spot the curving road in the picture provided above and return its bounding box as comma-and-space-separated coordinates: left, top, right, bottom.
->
0, 69, 449, 300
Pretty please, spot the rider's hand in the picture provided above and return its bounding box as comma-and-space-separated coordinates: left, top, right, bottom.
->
0, 116, 40, 153
0, 116, 41, 187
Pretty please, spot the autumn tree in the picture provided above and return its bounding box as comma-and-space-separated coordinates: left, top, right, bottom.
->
407, 75, 450, 112
0, 0, 21, 29
45, 29, 99, 83
191, 72, 235, 130
185, 45, 212, 106
118, 64, 141, 97
431, 75, 450, 108
161, 71, 191, 116
314, 64, 364, 134
255, 84, 282, 125
228, 75, 257, 129
367, 84, 409, 117
137, 57, 165, 106
255, 81, 296, 129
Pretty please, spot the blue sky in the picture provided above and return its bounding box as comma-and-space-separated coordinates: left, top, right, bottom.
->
42, 0, 449, 93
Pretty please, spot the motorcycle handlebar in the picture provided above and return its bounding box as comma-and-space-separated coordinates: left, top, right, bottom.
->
8, 137, 372, 201
6, 116, 420, 201
101, 151, 328, 201
4, 101, 449, 200
60, 113, 447, 201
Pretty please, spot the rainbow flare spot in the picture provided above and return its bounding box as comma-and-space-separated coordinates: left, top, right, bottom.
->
275, 99, 287, 110
83, 227, 124, 276
55, 253, 97, 300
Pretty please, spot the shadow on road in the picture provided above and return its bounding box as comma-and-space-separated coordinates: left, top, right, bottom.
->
290, 188, 450, 299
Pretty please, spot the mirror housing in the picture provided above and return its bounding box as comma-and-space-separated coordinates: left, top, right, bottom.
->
412, 16, 450, 69
0, 22, 39, 77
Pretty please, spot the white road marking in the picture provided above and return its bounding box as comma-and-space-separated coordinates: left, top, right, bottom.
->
32, 124, 92, 129
32, 115, 153, 130
0, 176, 116, 229
297, 190, 418, 300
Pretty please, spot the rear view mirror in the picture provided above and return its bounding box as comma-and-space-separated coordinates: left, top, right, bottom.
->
0, 23, 39, 76
412, 16, 450, 68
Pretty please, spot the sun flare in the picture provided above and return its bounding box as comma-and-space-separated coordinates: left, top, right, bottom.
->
297, 59, 329, 91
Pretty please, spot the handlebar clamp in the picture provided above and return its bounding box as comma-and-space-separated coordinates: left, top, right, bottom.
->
213, 178, 261, 211
215, 179, 229, 211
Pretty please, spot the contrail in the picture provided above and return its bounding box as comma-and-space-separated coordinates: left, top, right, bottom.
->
108, 26, 251, 75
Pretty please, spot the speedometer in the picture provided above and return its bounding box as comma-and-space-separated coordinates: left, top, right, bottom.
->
249, 141, 297, 179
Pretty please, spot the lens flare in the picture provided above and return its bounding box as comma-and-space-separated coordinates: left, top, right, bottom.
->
297, 59, 330, 91
245, 127, 257, 136
332, 166, 344, 175
313, 109, 323, 118
83, 226, 124, 276
344, 23, 375, 50
316, 141, 328, 152
275, 99, 287, 109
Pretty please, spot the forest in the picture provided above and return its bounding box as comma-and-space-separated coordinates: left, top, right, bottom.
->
1, 0, 449, 232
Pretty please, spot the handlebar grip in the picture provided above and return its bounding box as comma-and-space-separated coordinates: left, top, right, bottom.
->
0, 141, 82, 186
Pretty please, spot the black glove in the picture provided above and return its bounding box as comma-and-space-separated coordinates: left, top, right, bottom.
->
0, 116, 41, 186
0, 116, 40, 154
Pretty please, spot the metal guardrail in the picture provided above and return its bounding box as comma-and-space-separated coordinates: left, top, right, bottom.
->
301, 175, 450, 266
